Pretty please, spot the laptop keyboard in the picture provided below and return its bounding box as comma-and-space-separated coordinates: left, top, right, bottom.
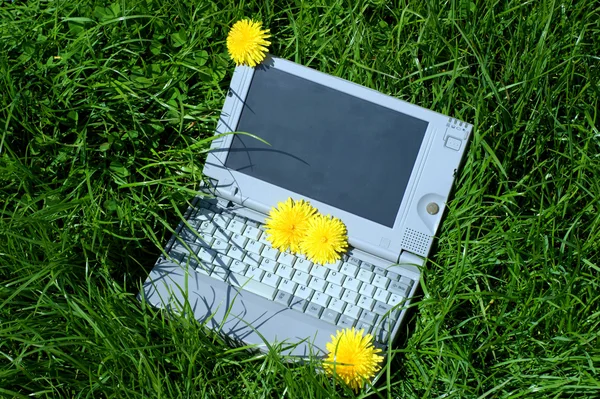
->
167, 201, 414, 344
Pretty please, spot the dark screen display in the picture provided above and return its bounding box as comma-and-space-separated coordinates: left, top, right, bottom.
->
224, 67, 428, 227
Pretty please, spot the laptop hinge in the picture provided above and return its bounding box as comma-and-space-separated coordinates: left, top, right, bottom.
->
348, 237, 399, 264
398, 250, 424, 274
399, 250, 425, 267
209, 185, 424, 267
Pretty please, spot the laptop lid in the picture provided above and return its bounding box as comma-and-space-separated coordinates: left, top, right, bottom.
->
203, 56, 472, 263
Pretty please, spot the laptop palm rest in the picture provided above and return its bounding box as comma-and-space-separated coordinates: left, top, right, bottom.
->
142, 262, 339, 357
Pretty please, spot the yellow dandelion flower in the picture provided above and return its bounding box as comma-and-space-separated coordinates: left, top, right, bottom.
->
324, 327, 383, 391
300, 214, 348, 265
264, 198, 316, 253
226, 18, 271, 67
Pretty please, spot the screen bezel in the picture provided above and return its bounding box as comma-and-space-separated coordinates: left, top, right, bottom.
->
203, 56, 470, 262
225, 66, 429, 228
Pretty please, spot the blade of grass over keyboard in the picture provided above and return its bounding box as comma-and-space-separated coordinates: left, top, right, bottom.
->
1, 0, 599, 398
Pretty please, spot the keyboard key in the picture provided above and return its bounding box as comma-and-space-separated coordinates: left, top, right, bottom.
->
277, 252, 296, 266
242, 225, 261, 240
198, 221, 216, 236
400, 276, 414, 287
211, 266, 229, 281
211, 239, 230, 253
376, 328, 390, 344
214, 253, 233, 268
262, 272, 281, 288
347, 256, 362, 266
195, 237, 214, 248
295, 285, 313, 300
306, 303, 324, 318
278, 279, 297, 295
389, 281, 410, 297
290, 297, 309, 312
198, 247, 216, 263
227, 246, 245, 261
388, 294, 404, 306
230, 260, 247, 274
321, 309, 341, 324
294, 258, 313, 273
374, 288, 390, 303
323, 260, 342, 271
245, 240, 263, 255
355, 321, 374, 334
337, 315, 356, 328
343, 304, 362, 319
359, 283, 376, 297
329, 298, 346, 313
189, 214, 209, 230
326, 271, 345, 286
359, 310, 378, 325
373, 265, 387, 275
194, 208, 215, 222
245, 220, 260, 228
312, 292, 331, 307
182, 253, 200, 267
212, 228, 232, 241
274, 290, 293, 306
231, 234, 248, 248
342, 276, 361, 292
181, 255, 197, 268
170, 243, 197, 260
342, 290, 359, 304
195, 263, 213, 275
242, 253, 261, 268
372, 275, 390, 289
230, 272, 276, 300
258, 231, 271, 245
386, 271, 401, 282
375, 326, 391, 343
308, 277, 327, 292
259, 258, 277, 273
245, 266, 264, 280
379, 312, 397, 329
373, 301, 392, 316
227, 220, 245, 234
357, 269, 374, 283
179, 226, 196, 242
357, 295, 375, 311
275, 264, 293, 279
325, 283, 343, 299
291, 270, 310, 286
233, 215, 247, 223
361, 262, 374, 271
261, 246, 280, 261
340, 262, 359, 277
311, 266, 328, 279
213, 214, 232, 229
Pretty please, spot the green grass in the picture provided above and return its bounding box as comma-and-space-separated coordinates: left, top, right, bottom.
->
1, 0, 599, 397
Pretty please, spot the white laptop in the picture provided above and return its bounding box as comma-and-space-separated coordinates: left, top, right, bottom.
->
141, 56, 472, 357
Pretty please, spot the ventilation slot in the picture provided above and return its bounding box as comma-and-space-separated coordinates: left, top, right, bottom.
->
401, 228, 432, 256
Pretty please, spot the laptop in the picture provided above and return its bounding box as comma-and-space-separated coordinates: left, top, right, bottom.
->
141, 56, 472, 357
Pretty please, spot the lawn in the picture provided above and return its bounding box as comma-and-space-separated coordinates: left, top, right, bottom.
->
1, 0, 599, 397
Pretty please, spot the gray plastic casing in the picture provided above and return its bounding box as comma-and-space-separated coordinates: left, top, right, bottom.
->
141, 56, 473, 361
204, 56, 472, 263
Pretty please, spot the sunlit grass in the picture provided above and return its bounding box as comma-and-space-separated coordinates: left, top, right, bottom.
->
1, 0, 599, 397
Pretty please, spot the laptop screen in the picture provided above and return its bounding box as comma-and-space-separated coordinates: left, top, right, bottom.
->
224, 67, 428, 228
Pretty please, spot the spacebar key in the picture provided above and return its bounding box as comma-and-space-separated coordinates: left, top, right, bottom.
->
230, 273, 277, 300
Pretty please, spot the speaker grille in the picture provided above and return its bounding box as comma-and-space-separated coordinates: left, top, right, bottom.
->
401, 228, 432, 256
